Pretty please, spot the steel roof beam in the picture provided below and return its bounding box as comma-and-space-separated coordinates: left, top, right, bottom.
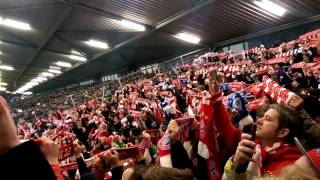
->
14, 0, 78, 86
0, 38, 37, 49
55, 34, 88, 57
154, 0, 217, 29
0, 28, 38, 47
0, 38, 84, 57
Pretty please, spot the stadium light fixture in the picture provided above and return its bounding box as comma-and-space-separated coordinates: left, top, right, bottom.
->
254, 0, 286, 16
56, 61, 72, 68
69, 55, 87, 62
48, 69, 62, 74
37, 77, 48, 81
49, 66, 61, 70
0, 17, 32, 31
31, 78, 42, 83
22, 91, 32, 95
85, 39, 109, 49
15, 86, 29, 93
22, 85, 32, 89
0, 65, 14, 71
71, 49, 83, 56
27, 81, 39, 86
0, 82, 7, 86
174, 33, 201, 44
41, 72, 54, 77
20, 83, 37, 92
119, 20, 146, 31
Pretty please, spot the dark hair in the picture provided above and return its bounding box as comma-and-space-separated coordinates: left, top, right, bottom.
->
143, 166, 194, 180
128, 165, 146, 180
256, 105, 269, 119
267, 104, 303, 144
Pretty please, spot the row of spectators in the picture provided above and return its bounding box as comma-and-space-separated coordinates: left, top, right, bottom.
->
1, 29, 320, 180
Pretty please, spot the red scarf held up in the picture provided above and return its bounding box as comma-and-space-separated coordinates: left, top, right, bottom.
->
198, 93, 222, 180
157, 116, 193, 167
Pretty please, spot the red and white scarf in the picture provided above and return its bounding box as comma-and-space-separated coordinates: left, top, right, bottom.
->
248, 141, 301, 176
261, 76, 295, 106
157, 116, 193, 167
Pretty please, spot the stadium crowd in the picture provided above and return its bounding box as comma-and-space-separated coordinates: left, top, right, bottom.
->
0, 29, 320, 180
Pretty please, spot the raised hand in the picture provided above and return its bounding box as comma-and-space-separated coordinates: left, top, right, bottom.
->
0, 96, 20, 156
209, 70, 222, 96
233, 133, 256, 168
167, 120, 179, 143
38, 137, 60, 165
288, 94, 304, 111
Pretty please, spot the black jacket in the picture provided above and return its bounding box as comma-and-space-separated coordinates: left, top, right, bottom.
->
0, 140, 57, 180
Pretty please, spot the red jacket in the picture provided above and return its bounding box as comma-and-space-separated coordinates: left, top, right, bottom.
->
211, 92, 242, 155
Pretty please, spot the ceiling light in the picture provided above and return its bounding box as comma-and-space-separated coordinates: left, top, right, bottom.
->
0, 82, 7, 86
16, 89, 25, 93
49, 66, 61, 70
119, 20, 146, 31
15, 86, 29, 93
0, 87, 6, 91
22, 85, 32, 89
56, 61, 72, 68
174, 33, 200, 44
85, 39, 109, 49
26, 81, 39, 86
0, 65, 14, 71
254, 0, 286, 16
41, 72, 54, 77
69, 55, 87, 62
37, 77, 48, 81
0, 18, 32, 31
48, 69, 62, 74
22, 91, 32, 95
31, 78, 42, 83
71, 49, 83, 56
